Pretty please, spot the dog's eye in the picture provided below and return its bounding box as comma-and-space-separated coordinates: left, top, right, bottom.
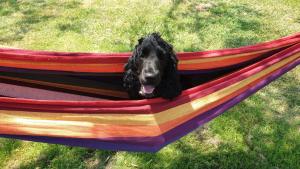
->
140, 54, 147, 59
157, 49, 165, 60
141, 48, 149, 55
139, 48, 149, 58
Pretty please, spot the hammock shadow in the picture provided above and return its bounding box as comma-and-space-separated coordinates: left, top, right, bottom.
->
0, 138, 21, 164
16, 146, 116, 169
0, 1, 20, 17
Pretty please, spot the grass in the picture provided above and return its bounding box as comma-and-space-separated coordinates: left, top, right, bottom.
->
0, 0, 299, 168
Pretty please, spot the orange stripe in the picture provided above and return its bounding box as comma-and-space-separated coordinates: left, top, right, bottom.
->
179, 48, 272, 63
179, 53, 262, 70
0, 59, 124, 72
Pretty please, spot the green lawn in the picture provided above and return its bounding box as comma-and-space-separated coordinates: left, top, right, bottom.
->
0, 0, 299, 168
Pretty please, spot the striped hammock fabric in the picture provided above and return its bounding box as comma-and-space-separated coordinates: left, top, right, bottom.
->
0, 33, 299, 152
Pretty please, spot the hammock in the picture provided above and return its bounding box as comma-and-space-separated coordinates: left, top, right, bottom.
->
0, 33, 299, 152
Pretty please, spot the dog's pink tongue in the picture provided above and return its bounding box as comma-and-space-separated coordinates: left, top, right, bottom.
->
141, 85, 155, 94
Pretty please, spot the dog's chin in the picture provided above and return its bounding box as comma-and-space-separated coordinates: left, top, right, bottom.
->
139, 85, 155, 98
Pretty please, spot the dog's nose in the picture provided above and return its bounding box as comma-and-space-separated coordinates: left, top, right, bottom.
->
144, 72, 157, 81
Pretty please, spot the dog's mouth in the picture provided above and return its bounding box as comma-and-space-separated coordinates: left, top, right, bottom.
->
139, 85, 155, 97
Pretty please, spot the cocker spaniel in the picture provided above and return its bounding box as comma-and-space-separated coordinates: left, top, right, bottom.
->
123, 33, 182, 99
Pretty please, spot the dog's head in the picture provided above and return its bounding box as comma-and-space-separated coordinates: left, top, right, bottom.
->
124, 33, 180, 99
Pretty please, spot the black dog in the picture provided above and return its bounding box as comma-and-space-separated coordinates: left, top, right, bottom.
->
123, 33, 182, 99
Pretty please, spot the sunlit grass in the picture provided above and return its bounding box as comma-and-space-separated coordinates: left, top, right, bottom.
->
0, 0, 299, 168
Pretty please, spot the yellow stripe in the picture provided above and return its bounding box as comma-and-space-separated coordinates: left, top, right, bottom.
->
0, 52, 299, 128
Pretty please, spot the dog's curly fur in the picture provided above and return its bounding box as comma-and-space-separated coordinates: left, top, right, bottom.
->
123, 33, 182, 99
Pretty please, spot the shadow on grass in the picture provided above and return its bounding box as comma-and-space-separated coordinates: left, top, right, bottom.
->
0, 1, 81, 43
161, 1, 264, 51
0, 0, 20, 16
0, 139, 22, 165
17, 146, 116, 169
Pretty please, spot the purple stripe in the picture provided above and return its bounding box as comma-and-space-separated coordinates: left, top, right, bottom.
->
0, 134, 162, 152
0, 59, 299, 152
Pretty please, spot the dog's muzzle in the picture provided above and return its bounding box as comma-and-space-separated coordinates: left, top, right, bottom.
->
139, 85, 155, 97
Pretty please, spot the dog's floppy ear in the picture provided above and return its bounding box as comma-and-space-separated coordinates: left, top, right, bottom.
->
124, 52, 136, 71
123, 44, 141, 99
157, 41, 182, 99
159, 53, 182, 99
